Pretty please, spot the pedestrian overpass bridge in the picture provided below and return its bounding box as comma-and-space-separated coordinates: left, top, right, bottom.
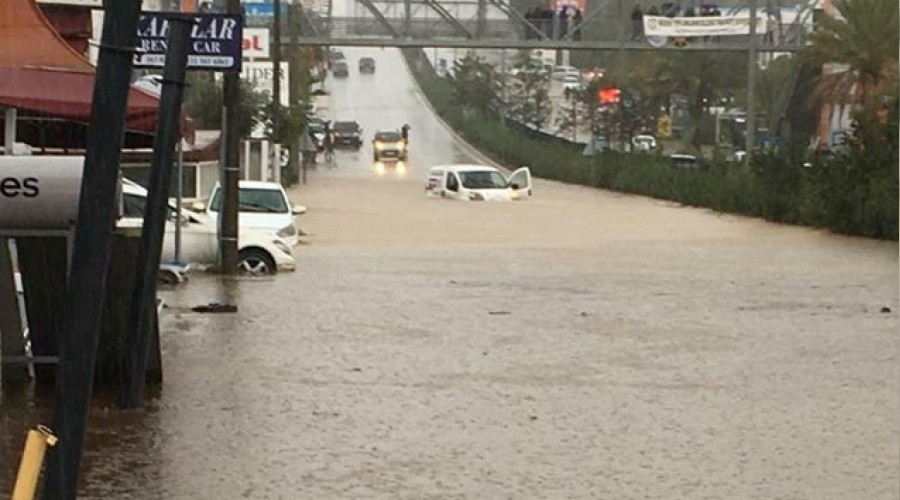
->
279, 0, 817, 52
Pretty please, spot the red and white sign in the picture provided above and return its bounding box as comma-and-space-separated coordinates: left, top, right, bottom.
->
242, 28, 270, 59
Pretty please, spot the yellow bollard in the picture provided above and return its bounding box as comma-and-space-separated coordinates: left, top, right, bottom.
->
11, 425, 58, 500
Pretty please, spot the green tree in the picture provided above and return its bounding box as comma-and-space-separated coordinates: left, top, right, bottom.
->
184, 75, 268, 139
508, 66, 552, 129
802, 0, 899, 105
446, 55, 501, 116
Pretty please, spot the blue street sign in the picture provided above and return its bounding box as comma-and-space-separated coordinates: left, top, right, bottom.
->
135, 13, 244, 72
242, 2, 288, 17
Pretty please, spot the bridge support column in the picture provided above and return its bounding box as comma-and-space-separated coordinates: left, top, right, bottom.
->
404, 0, 411, 36
476, 0, 486, 38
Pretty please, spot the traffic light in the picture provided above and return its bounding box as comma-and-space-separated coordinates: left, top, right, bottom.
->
598, 87, 621, 105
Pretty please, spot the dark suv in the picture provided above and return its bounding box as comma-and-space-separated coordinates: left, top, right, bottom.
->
332, 121, 363, 148
332, 60, 349, 78
358, 57, 375, 73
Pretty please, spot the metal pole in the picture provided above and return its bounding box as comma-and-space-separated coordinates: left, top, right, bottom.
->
287, 2, 304, 185
500, 48, 507, 124
4, 107, 16, 153
174, 137, 183, 262
122, 16, 193, 409
220, 0, 242, 273
42, 0, 143, 497
273, 0, 282, 127
572, 100, 577, 142
746, 0, 759, 162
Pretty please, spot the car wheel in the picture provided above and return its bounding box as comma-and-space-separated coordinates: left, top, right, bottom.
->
238, 248, 277, 275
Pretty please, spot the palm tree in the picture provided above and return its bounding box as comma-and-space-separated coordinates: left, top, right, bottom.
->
802, 0, 899, 105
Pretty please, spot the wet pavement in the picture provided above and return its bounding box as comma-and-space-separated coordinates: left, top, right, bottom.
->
2, 47, 899, 499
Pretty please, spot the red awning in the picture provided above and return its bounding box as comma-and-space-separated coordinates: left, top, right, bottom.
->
0, 0, 160, 134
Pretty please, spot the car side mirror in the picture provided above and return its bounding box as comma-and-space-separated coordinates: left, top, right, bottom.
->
191, 201, 205, 212
292, 204, 307, 215
510, 183, 520, 190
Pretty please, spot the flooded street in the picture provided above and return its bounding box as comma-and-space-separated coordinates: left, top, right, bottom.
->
2, 48, 898, 499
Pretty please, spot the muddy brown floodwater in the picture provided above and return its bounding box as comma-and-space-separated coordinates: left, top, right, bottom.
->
2, 47, 898, 499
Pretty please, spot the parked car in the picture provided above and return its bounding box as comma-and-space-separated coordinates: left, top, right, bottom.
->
121, 180, 296, 274
358, 57, 376, 73
432, 164, 532, 201
331, 120, 363, 148
372, 130, 407, 162
669, 153, 707, 170
631, 134, 657, 153
194, 181, 305, 248
332, 60, 349, 77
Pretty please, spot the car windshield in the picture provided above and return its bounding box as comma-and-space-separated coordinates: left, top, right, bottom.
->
459, 170, 508, 189
333, 122, 359, 132
210, 188, 288, 213
375, 132, 401, 142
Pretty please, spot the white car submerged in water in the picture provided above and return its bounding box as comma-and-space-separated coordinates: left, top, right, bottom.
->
426, 164, 533, 201
121, 180, 296, 274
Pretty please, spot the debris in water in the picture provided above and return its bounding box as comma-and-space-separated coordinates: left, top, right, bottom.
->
191, 302, 238, 313
488, 311, 510, 315
880, 306, 892, 313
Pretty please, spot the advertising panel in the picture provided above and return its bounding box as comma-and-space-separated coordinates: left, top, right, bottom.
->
243, 28, 270, 59
241, 62, 289, 107
134, 12, 243, 72
643, 14, 768, 37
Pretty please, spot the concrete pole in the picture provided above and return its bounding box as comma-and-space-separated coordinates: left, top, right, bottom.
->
220, 0, 242, 273
746, 0, 759, 162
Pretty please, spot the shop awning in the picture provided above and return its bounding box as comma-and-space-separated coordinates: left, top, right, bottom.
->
0, 0, 160, 134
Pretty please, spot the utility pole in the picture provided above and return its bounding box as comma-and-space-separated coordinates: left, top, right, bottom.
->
273, 0, 282, 135
42, 1, 143, 497
287, 2, 301, 184
745, 0, 759, 163
220, 0, 241, 273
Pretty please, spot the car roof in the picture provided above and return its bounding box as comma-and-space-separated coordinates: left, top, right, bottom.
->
210, 180, 285, 191
238, 180, 285, 190
435, 164, 500, 173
